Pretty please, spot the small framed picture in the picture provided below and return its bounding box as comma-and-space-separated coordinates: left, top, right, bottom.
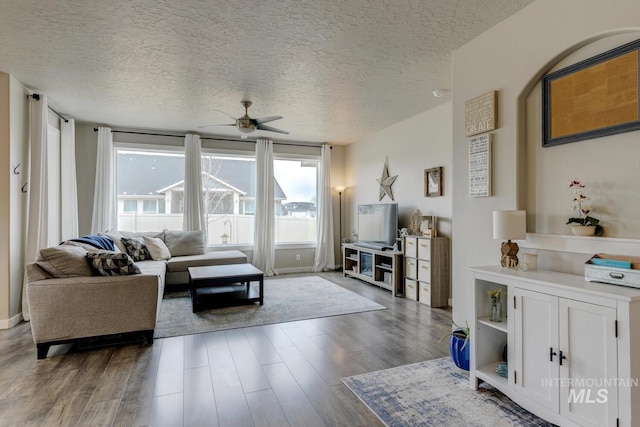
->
424, 167, 442, 197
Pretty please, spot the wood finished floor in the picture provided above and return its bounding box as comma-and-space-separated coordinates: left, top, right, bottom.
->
0, 272, 452, 427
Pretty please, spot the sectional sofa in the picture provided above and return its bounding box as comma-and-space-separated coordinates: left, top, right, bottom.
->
26, 229, 247, 359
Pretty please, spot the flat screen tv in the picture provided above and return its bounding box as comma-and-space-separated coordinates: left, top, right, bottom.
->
356, 203, 398, 250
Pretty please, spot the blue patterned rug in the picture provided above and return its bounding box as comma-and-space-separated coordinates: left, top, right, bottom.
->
342, 357, 555, 427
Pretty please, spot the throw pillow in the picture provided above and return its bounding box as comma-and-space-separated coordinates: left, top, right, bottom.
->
143, 236, 171, 260
63, 238, 122, 253
101, 230, 127, 253
87, 251, 141, 276
164, 230, 206, 256
36, 245, 94, 278
121, 237, 152, 262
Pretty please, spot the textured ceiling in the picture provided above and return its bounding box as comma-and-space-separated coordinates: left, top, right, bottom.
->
0, 0, 534, 144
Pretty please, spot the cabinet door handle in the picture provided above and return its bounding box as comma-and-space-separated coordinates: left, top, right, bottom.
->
549, 347, 557, 362
609, 272, 624, 279
559, 350, 567, 366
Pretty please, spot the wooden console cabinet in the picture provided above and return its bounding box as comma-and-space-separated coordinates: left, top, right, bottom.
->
469, 266, 640, 427
342, 243, 403, 296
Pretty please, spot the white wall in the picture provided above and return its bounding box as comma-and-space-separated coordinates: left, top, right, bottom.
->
451, 0, 640, 325
75, 123, 98, 236
0, 73, 9, 323
526, 33, 640, 237
0, 72, 28, 326
345, 101, 453, 240
9, 76, 28, 322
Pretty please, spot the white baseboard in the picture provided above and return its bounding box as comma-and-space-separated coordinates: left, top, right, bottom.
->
275, 266, 315, 274
0, 312, 23, 329
448, 298, 453, 307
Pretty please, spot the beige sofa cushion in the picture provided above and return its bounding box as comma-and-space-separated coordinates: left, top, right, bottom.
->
36, 245, 94, 278
136, 259, 168, 277
143, 236, 171, 260
164, 230, 206, 257
25, 263, 53, 282
166, 250, 247, 273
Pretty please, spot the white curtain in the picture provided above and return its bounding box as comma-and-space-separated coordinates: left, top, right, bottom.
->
313, 145, 335, 271
253, 138, 276, 276
90, 127, 116, 234
60, 119, 79, 240
22, 95, 50, 320
183, 133, 205, 231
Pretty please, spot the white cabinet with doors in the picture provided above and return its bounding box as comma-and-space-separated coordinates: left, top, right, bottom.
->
469, 266, 640, 427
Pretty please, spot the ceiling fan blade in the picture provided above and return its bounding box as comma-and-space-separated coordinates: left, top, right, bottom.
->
257, 124, 289, 134
211, 109, 238, 120
254, 115, 283, 124
197, 123, 236, 129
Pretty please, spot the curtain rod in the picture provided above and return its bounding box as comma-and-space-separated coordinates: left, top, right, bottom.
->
92, 128, 326, 148
29, 94, 69, 123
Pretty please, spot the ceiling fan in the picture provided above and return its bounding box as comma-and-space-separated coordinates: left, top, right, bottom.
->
200, 100, 289, 139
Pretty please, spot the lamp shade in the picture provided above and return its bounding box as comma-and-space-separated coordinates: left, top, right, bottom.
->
493, 210, 526, 240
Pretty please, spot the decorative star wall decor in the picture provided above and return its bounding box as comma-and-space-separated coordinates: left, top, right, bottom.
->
377, 156, 398, 201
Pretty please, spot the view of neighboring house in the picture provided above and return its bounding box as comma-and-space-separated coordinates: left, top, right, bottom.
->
116, 152, 287, 217
282, 201, 316, 217
115, 151, 317, 244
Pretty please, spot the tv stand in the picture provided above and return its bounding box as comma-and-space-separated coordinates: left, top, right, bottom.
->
353, 242, 389, 251
342, 243, 403, 296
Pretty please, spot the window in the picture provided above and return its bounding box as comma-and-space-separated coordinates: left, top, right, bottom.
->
115, 149, 185, 232
274, 158, 318, 243
201, 154, 255, 245
143, 199, 157, 213
123, 200, 137, 212
115, 145, 320, 247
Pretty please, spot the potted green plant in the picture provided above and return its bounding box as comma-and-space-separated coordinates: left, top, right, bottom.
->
566, 179, 603, 236
441, 321, 470, 370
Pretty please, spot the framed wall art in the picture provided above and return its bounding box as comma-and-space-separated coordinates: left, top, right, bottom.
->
424, 166, 442, 197
543, 38, 640, 147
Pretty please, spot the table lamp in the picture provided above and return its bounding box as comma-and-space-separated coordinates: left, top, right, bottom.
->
493, 210, 526, 267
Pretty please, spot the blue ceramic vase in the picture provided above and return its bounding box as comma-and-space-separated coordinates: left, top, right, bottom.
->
450, 333, 470, 371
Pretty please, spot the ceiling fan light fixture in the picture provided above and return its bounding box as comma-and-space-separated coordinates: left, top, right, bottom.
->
200, 100, 288, 137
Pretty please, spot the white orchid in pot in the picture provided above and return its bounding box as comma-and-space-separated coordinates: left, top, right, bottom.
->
566, 179, 603, 236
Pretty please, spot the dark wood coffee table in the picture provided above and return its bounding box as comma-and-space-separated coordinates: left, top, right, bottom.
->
187, 264, 264, 313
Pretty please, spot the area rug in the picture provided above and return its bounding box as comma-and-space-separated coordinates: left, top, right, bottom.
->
342, 357, 554, 427
155, 275, 386, 338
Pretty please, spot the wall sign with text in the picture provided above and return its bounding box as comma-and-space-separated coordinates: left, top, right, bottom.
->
465, 91, 498, 137
469, 133, 492, 198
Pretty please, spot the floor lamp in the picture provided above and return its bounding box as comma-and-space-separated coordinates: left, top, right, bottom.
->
336, 186, 345, 245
